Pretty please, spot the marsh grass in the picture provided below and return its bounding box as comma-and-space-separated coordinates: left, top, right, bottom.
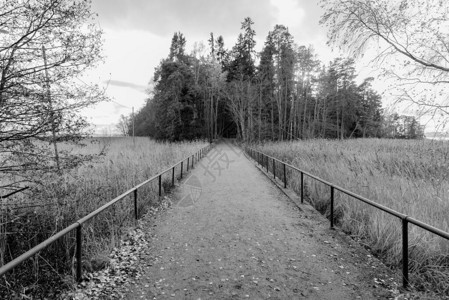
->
0, 137, 207, 298
255, 138, 449, 294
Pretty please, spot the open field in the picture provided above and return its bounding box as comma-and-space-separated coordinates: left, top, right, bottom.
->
0, 137, 207, 297
254, 138, 449, 294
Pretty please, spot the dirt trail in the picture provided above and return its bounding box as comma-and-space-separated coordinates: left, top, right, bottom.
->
123, 143, 399, 299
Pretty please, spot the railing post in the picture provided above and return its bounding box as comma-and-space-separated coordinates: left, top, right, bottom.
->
134, 189, 138, 220
402, 217, 409, 289
283, 163, 287, 188
330, 186, 334, 229
172, 167, 175, 186
76, 225, 82, 282
158, 174, 162, 197
187, 157, 189, 171
181, 162, 183, 179
301, 172, 304, 204
273, 158, 276, 179
192, 155, 194, 168
266, 155, 268, 172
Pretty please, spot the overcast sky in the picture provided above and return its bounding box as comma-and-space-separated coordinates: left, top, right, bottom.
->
83, 0, 344, 134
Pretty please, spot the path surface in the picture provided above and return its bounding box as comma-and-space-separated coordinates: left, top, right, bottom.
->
123, 143, 399, 299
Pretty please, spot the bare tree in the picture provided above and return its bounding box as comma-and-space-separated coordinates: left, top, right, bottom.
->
320, 0, 449, 117
115, 114, 131, 136
0, 0, 107, 192
225, 79, 257, 141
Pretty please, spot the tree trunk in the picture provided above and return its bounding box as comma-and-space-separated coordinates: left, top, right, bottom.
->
271, 99, 274, 139
258, 82, 261, 141
302, 88, 307, 139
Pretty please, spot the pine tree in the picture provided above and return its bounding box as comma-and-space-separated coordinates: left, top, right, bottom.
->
227, 17, 256, 81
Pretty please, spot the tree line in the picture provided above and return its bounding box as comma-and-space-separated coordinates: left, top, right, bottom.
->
131, 17, 424, 141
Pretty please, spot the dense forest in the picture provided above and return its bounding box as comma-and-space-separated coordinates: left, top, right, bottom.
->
131, 18, 424, 141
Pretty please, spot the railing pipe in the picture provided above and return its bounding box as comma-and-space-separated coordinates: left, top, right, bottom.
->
0, 223, 79, 277
134, 189, 138, 220
77, 188, 137, 225
300, 171, 304, 204
407, 216, 449, 240
402, 218, 409, 288
158, 174, 162, 197
245, 147, 449, 289
336, 188, 406, 219
283, 163, 287, 188
330, 186, 334, 229
0, 146, 210, 280
76, 225, 82, 281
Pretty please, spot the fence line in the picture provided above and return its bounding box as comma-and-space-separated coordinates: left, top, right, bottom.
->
0, 145, 211, 281
245, 147, 449, 289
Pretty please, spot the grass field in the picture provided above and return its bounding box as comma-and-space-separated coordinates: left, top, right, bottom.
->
1, 137, 207, 297
254, 138, 449, 294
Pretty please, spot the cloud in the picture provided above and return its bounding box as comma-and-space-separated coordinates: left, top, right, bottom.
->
271, 0, 306, 29
111, 101, 125, 115
91, 0, 331, 56
269, 0, 326, 43
92, 0, 276, 39
267, 0, 337, 61
107, 79, 148, 92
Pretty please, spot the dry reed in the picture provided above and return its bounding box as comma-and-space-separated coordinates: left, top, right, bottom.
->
255, 138, 449, 294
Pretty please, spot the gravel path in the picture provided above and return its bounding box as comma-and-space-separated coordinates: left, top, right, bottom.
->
122, 143, 400, 299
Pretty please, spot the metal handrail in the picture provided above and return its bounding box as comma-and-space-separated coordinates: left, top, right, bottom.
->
0, 145, 211, 281
246, 147, 449, 289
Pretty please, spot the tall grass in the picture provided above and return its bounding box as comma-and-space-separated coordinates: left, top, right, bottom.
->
0, 137, 207, 298
255, 138, 449, 294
